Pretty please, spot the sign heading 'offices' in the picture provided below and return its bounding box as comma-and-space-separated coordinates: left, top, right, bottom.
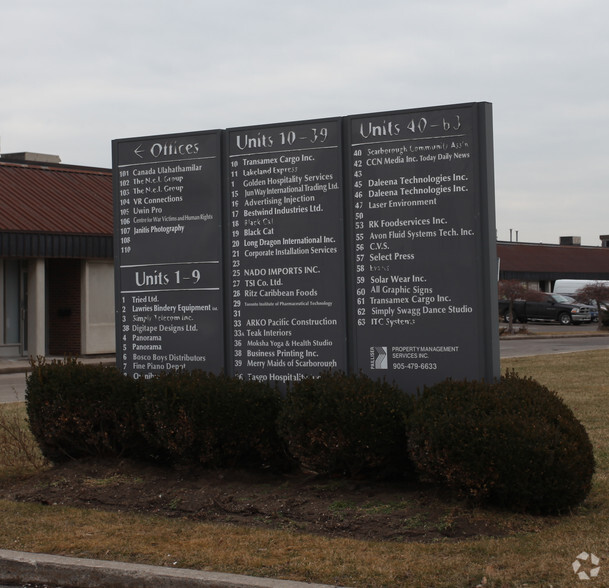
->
112, 103, 499, 392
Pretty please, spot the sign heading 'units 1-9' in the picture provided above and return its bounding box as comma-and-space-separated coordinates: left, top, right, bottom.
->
112, 102, 499, 392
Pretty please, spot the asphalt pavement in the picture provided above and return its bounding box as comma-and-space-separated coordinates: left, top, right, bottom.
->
0, 356, 115, 404
500, 335, 609, 357
499, 320, 609, 357
0, 371, 27, 404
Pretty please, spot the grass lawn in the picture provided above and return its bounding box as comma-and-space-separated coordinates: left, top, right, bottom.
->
1, 350, 609, 587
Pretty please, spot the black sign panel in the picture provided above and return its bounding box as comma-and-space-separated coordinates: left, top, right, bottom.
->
346, 104, 498, 391
226, 119, 347, 385
112, 131, 224, 378
112, 103, 498, 391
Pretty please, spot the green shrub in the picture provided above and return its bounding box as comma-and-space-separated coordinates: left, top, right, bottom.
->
408, 371, 595, 513
26, 357, 143, 463
277, 371, 414, 479
137, 371, 289, 469
134, 369, 199, 463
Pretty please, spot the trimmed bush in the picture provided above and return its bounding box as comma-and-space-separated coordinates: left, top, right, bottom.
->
26, 357, 143, 462
277, 371, 414, 478
408, 371, 595, 513
137, 370, 289, 469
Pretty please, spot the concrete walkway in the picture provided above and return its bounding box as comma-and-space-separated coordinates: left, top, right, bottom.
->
0, 354, 116, 375
0, 549, 344, 588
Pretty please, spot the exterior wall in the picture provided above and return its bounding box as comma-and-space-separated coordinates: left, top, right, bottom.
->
28, 259, 46, 357
81, 260, 116, 354
0, 257, 116, 358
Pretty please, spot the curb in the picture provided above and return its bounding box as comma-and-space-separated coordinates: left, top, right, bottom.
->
0, 549, 345, 588
499, 331, 609, 341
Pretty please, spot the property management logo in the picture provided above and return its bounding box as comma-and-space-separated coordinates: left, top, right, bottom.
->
572, 551, 600, 580
370, 346, 388, 369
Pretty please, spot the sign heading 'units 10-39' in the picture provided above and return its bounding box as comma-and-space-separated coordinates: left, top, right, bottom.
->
112, 102, 499, 392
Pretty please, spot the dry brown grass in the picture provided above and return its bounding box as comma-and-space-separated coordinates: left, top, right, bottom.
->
1, 351, 609, 586
0, 402, 47, 475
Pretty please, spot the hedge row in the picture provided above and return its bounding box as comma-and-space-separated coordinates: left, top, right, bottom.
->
26, 359, 287, 470
25, 359, 595, 513
408, 371, 595, 514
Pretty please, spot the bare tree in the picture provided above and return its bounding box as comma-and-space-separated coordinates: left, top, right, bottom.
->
574, 282, 609, 330
498, 280, 530, 334
498, 280, 547, 334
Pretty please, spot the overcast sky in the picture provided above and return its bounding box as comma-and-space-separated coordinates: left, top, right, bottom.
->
1, 0, 608, 246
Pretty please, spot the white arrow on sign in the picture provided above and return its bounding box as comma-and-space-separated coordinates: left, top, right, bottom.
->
134, 145, 145, 158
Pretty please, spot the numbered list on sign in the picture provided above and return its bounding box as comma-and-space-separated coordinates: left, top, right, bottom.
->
113, 132, 224, 378
348, 107, 486, 390
227, 120, 348, 386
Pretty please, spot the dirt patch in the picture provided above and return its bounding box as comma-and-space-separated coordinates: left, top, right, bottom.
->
0, 459, 524, 542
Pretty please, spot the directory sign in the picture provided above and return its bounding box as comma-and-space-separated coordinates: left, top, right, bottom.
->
346, 103, 498, 390
112, 104, 499, 390
112, 131, 224, 378
226, 119, 348, 385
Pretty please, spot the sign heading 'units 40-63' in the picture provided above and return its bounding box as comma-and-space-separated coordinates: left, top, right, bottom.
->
112, 102, 499, 392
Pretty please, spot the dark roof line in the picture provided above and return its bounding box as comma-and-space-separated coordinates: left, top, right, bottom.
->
0, 157, 109, 174
497, 240, 606, 250
0, 231, 113, 259
0, 160, 113, 235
